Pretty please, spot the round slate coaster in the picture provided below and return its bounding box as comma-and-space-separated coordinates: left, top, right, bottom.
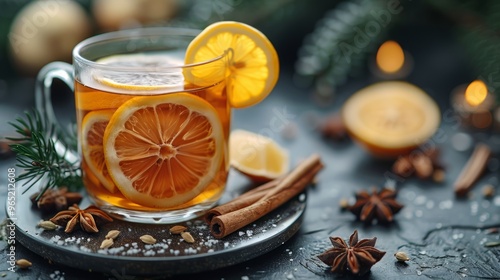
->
9, 181, 306, 277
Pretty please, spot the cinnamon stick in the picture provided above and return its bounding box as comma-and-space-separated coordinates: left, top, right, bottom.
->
204, 178, 280, 223
205, 162, 323, 224
209, 154, 323, 239
260, 154, 321, 201
454, 143, 491, 197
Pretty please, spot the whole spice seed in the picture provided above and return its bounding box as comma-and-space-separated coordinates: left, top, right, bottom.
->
100, 238, 114, 249
339, 198, 350, 210
181, 231, 195, 243
140, 235, 156, 244
169, 225, 187, 234
432, 169, 445, 183
484, 241, 500, 247
105, 230, 120, 240
38, 220, 57, 230
394, 251, 410, 262
15, 259, 32, 269
482, 184, 495, 198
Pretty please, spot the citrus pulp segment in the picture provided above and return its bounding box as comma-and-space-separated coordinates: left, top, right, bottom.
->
81, 110, 116, 193
229, 129, 289, 182
94, 53, 185, 92
103, 93, 224, 208
184, 21, 279, 108
342, 81, 440, 158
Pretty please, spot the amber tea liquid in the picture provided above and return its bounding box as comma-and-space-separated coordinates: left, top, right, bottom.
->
75, 54, 230, 212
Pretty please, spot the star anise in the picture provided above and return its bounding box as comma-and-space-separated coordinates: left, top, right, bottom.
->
348, 187, 404, 224
30, 187, 83, 213
317, 230, 386, 275
50, 204, 113, 233
392, 147, 444, 180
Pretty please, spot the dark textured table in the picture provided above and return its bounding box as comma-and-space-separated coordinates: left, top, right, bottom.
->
1, 28, 500, 279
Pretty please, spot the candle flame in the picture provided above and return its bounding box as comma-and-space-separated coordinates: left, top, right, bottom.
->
465, 80, 488, 107
376, 40, 405, 74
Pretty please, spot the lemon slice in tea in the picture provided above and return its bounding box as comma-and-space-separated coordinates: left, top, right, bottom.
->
185, 21, 280, 108
103, 93, 224, 208
94, 53, 185, 91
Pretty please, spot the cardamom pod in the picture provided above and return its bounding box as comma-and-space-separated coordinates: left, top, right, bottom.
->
100, 238, 114, 249
38, 220, 57, 230
15, 259, 32, 269
140, 234, 156, 244
394, 251, 410, 262
484, 241, 500, 247
339, 198, 350, 209
482, 184, 495, 198
169, 225, 187, 234
181, 231, 195, 243
432, 169, 445, 183
105, 230, 120, 240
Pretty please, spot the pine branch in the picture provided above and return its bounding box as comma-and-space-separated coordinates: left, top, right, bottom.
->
7, 110, 82, 199
295, 0, 400, 92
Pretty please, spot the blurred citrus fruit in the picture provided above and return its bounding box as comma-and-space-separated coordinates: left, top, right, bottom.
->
342, 81, 440, 158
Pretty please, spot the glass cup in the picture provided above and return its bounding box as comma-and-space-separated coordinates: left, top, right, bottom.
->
35, 27, 231, 223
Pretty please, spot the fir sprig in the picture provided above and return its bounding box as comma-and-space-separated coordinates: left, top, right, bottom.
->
296, 0, 500, 101
7, 110, 82, 200
295, 0, 398, 93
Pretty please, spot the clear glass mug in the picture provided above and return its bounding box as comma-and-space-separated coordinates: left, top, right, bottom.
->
35, 27, 231, 223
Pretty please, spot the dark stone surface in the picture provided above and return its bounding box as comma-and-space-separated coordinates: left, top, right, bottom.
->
0, 71, 499, 279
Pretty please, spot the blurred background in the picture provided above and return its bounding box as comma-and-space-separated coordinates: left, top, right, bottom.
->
0, 0, 499, 120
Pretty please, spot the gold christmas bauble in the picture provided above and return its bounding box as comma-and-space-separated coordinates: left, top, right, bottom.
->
92, 0, 178, 32
9, 0, 92, 75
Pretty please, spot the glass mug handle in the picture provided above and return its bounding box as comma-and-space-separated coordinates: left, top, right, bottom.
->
35, 61, 79, 163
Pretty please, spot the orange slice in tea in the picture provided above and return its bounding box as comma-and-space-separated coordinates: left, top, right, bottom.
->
185, 21, 280, 108
81, 110, 116, 193
94, 53, 185, 91
229, 129, 289, 182
103, 93, 224, 208
342, 81, 441, 158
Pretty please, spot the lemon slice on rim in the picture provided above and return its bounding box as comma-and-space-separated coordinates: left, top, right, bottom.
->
81, 110, 116, 193
103, 93, 224, 208
229, 129, 289, 182
185, 21, 280, 108
94, 53, 185, 91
